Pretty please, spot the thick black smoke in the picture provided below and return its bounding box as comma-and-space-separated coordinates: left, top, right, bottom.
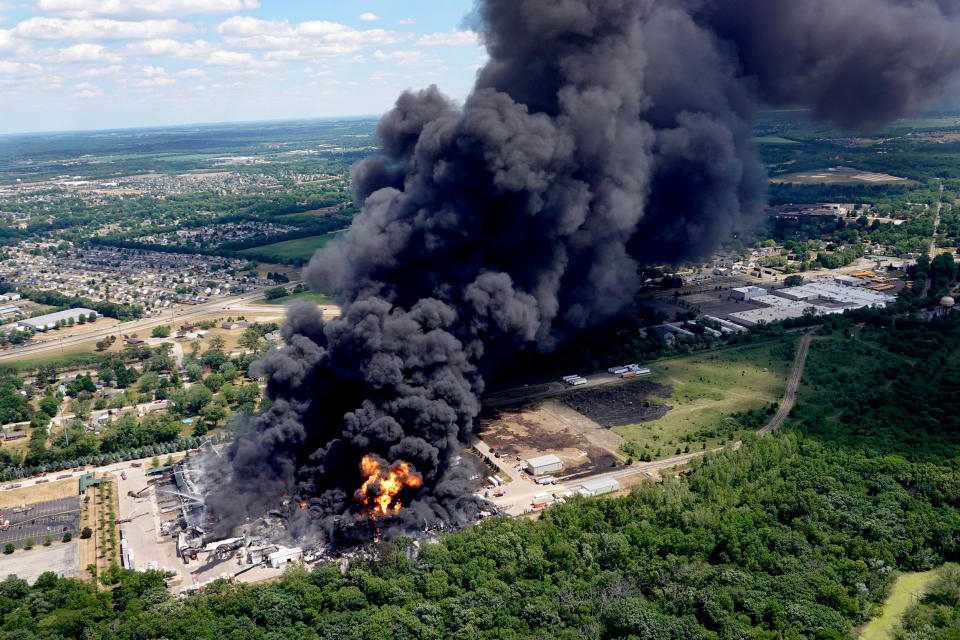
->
205, 0, 960, 544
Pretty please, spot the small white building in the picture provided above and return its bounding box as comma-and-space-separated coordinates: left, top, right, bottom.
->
526, 453, 564, 476
579, 477, 620, 497
268, 547, 302, 569
731, 286, 768, 301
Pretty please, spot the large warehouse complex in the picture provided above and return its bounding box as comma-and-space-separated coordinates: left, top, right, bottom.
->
726, 277, 892, 327
17, 308, 98, 331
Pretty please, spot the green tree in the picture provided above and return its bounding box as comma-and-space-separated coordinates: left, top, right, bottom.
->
80, 527, 92, 539
3, 543, 12, 554
151, 325, 171, 338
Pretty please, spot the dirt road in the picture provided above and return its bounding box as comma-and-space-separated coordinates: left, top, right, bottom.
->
922, 182, 944, 298
757, 331, 814, 435
489, 330, 817, 514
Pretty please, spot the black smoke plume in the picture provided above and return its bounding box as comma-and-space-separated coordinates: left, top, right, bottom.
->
204, 0, 960, 544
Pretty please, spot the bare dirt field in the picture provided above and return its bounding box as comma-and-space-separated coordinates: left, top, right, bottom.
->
559, 378, 674, 427
477, 404, 618, 478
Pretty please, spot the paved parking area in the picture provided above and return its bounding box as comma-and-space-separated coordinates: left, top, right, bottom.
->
0, 541, 79, 583
0, 497, 80, 549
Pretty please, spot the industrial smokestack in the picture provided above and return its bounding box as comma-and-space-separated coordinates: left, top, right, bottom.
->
204, 0, 960, 544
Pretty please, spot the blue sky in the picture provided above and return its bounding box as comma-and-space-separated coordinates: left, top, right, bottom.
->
0, 0, 484, 133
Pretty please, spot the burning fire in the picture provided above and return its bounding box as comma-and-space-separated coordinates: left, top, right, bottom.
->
356, 455, 422, 517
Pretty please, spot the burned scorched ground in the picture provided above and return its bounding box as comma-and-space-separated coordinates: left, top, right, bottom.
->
477, 403, 620, 477
560, 378, 674, 427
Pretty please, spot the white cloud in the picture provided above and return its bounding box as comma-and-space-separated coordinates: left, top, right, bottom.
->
397, 18, 414, 25
127, 38, 212, 59
0, 61, 41, 75
417, 30, 480, 46
13, 17, 188, 41
47, 43, 122, 63
206, 49, 254, 66
72, 80, 101, 97
215, 16, 408, 56
35, 0, 259, 19
358, 12, 377, 21
372, 48, 443, 67
175, 67, 206, 78
77, 64, 122, 77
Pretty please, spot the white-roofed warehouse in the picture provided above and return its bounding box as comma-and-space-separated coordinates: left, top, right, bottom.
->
579, 477, 620, 497
18, 308, 98, 331
526, 453, 564, 476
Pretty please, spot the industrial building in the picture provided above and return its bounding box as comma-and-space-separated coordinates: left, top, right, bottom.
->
526, 454, 564, 476
268, 547, 302, 569
731, 286, 768, 301
579, 477, 620, 497
726, 278, 892, 327
18, 308, 97, 331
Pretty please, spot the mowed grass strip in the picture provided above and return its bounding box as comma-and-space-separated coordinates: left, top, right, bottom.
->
264, 290, 336, 306
858, 567, 949, 640
613, 339, 796, 455
239, 231, 345, 261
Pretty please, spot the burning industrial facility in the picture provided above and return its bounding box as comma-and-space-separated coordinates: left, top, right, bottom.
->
201, 0, 960, 550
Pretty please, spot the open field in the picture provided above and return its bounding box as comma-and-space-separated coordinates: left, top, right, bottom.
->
859, 567, 949, 640
752, 136, 801, 145
613, 339, 796, 456
0, 477, 77, 505
239, 231, 344, 261
477, 403, 619, 479
264, 290, 336, 306
771, 166, 910, 185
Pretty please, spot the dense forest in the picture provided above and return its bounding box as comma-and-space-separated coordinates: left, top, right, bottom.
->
0, 316, 957, 638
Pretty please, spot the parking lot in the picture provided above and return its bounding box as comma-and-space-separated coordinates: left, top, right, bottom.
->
0, 497, 80, 549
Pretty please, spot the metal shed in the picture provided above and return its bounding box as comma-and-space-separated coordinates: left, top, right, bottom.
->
526, 454, 564, 476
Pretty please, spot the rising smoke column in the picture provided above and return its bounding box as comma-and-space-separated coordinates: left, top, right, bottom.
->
205, 0, 960, 543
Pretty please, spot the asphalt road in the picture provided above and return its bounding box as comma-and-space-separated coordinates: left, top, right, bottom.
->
0, 283, 301, 363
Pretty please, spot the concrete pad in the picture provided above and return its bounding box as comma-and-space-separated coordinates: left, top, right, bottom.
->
0, 541, 79, 583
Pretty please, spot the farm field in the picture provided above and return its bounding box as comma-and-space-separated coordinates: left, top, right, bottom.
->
239, 231, 344, 262
613, 339, 797, 457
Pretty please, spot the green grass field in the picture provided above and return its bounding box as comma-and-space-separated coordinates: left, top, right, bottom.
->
0, 351, 107, 376
239, 231, 345, 261
771, 167, 910, 185
752, 136, 801, 145
613, 339, 796, 457
859, 567, 948, 640
265, 290, 336, 306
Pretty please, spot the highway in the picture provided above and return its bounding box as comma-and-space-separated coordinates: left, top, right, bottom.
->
0, 281, 333, 364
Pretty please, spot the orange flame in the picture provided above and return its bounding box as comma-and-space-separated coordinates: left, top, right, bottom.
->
356, 455, 422, 517
298, 502, 306, 510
